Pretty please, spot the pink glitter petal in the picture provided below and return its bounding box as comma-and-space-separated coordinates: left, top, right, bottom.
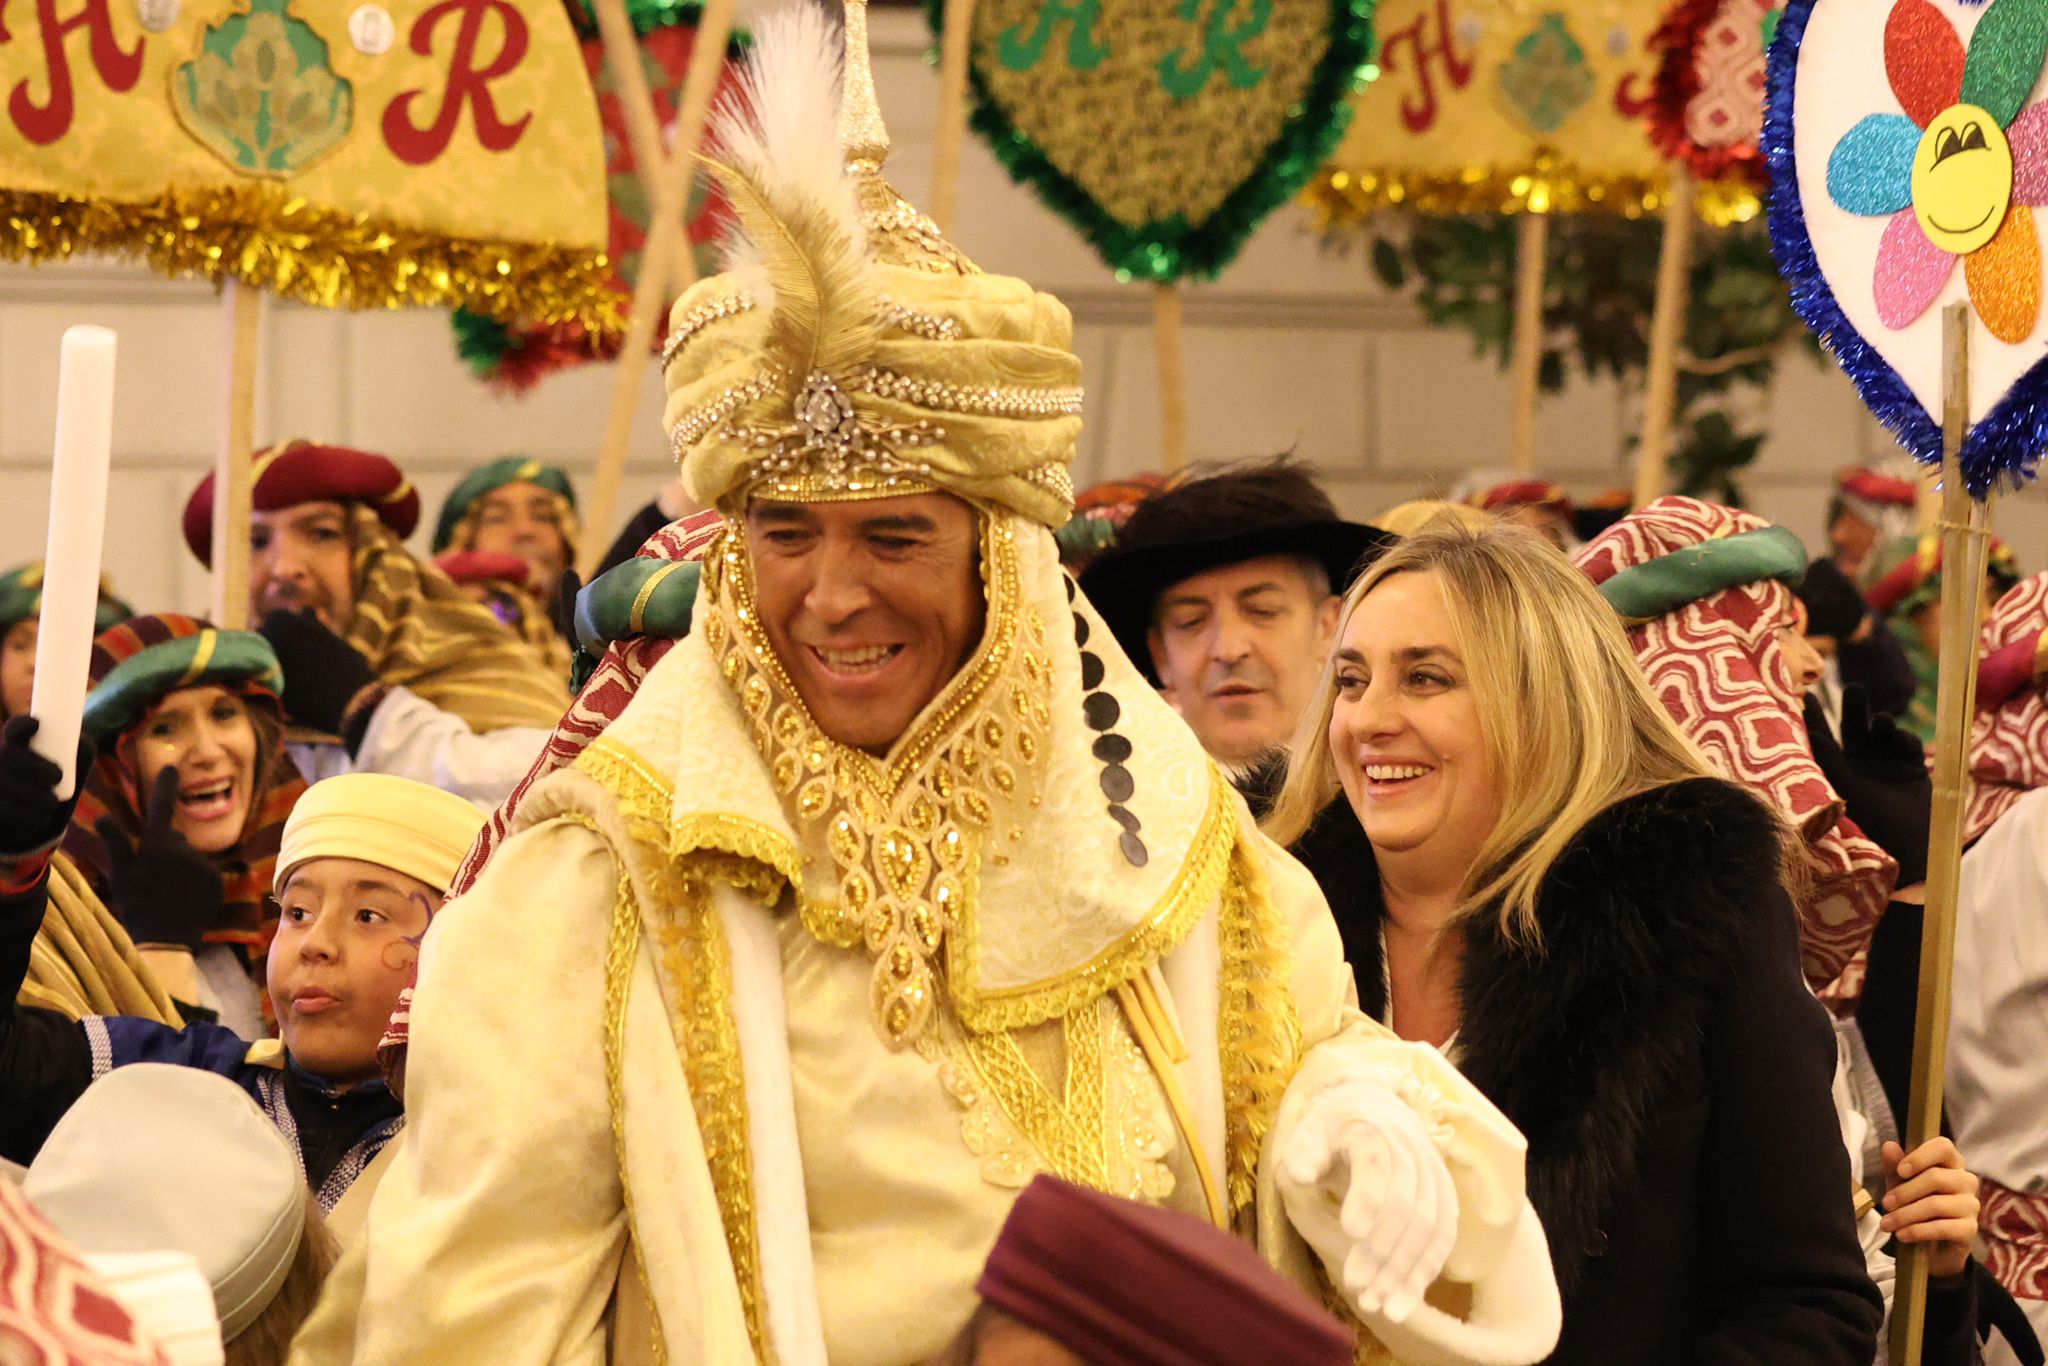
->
2011, 103, 2048, 204
1874, 210, 1956, 329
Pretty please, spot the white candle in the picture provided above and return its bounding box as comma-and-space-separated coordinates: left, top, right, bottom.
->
29, 325, 117, 800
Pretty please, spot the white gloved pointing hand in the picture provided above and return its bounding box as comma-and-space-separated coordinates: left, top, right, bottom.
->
1279, 1075, 1461, 1325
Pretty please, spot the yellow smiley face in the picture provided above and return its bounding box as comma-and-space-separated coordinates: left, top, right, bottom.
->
1912, 104, 2014, 255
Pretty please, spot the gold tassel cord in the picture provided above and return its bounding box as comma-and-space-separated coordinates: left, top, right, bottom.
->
3, 188, 622, 331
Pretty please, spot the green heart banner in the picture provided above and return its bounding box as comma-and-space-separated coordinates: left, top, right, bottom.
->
927, 0, 1376, 282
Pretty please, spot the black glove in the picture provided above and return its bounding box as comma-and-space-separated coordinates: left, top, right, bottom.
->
553, 568, 583, 644
0, 715, 93, 859
1813, 684, 1933, 885
258, 607, 378, 735
96, 766, 224, 952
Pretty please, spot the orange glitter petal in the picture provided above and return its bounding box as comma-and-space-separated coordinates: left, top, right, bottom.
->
1966, 205, 2042, 344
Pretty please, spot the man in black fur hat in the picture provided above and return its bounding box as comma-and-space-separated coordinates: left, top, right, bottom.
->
1079, 458, 1391, 772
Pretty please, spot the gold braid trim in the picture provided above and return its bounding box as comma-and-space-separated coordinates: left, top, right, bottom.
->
1216, 834, 1304, 1215
650, 874, 773, 1364
1, 187, 620, 328
583, 810, 668, 1366
574, 738, 793, 1361
947, 769, 1235, 1036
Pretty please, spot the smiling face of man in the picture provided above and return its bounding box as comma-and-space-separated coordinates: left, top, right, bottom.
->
1912, 103, 2013, 255
745, 493, 986, 756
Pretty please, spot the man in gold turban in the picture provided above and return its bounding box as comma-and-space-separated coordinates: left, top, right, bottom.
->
319, 8, 1561, 1364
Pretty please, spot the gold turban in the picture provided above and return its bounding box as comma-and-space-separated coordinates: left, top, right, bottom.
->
275, 773, 489, 897
660, 2, 1083, 529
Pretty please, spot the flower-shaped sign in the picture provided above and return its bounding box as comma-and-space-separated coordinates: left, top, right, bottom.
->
1769, 0, 2048, 494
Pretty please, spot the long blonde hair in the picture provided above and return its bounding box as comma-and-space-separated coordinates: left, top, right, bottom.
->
1264, 516, 1718, 946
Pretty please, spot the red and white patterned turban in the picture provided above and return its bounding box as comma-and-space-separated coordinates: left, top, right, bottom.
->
1576, 497, 1898, 1000
1965, 572, 2048, 846
0, 1180, 171, 1366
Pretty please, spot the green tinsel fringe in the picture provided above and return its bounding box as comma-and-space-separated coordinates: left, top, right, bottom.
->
924, 0, 1378, 283
452, 308, 515, 377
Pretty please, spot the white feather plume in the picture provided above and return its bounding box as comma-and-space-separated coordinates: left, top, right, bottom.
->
700, 3, 879, 380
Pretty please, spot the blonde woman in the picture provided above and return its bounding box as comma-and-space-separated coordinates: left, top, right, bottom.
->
1268, 519, 1882, 1365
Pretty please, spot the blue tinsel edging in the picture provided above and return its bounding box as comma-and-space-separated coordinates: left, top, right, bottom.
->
1764, 0, 2042, 497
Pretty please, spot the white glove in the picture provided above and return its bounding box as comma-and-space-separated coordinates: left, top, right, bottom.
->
1278, 1075, 1460, 1324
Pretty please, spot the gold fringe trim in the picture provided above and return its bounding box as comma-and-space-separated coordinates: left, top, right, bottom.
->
589, 812, 671, 1366
1302, 163, 1760, 227
1216, 834, 1303, 1215
2, 187, 621, 329
946, 770, 1236, 1036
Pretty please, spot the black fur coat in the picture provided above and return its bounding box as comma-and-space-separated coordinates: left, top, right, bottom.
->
1299, 777, 1885, 1366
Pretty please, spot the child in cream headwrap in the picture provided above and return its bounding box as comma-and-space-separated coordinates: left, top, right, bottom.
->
0, 769, 485, 1218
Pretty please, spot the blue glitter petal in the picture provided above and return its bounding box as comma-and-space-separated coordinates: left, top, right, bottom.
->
1825, 114, 1919, 216
1768, 0, 2043, 497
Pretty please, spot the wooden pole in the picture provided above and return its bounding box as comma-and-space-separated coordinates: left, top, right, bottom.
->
591, 0, 694, 278
210, 281, 261, 630
931, 0, 978, 235
1887, 300, 1995, 1366
578, 0, 737, 578
663, 0, 737, 293
1508, 211, 1549, 473
1634, 173, 1696, 507
1154, 283, 1189, 475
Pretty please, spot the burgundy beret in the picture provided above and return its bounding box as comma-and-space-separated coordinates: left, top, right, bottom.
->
977, 1176, 1354, 1366
182, 441, 421, 565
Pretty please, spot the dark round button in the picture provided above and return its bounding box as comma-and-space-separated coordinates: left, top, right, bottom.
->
1063, 574, 1076, 602
1073, 613, 1090, 646
1119, 832, 1150, 868
1083, 691, 1120, 731
1106, 803, 1141, 832
1092, 733, 1132, 763
1080, 652, 1105, 690
1099, 764, 1134, 802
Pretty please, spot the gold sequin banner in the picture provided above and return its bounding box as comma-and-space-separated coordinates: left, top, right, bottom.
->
0, 0, 614, 326
1309, 0, 1758, 224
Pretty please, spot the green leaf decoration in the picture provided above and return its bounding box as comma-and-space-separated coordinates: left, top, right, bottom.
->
1960, 0, 2048, 130
171, 0, 351, 178
928, 0, 1378, 282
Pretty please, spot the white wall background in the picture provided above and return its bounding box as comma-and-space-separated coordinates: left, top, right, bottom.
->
2, 5, 2041, 612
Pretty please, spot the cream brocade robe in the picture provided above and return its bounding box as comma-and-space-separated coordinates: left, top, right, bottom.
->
299, 526, 1545, 1366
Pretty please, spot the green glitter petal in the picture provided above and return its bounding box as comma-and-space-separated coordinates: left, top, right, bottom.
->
925, 0, 1379, 283
1961, 0, 2048, 128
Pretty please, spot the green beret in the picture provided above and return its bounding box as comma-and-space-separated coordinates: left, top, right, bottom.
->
433, 457, 577, 552
83, 629, 284, 742
0, 564, 131, 636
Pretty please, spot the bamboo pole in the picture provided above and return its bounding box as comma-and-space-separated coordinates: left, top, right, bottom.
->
210, 280, 261, 630
1634, 173, 1696, 507
1154, 283, 1189, 475
1508, 212, 1549, 472
931, 0, 978, 235
663, 0, 737, 293
578, 0, 737, 578
1887, 301, 1995, 1366
591, 0, 694, 276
